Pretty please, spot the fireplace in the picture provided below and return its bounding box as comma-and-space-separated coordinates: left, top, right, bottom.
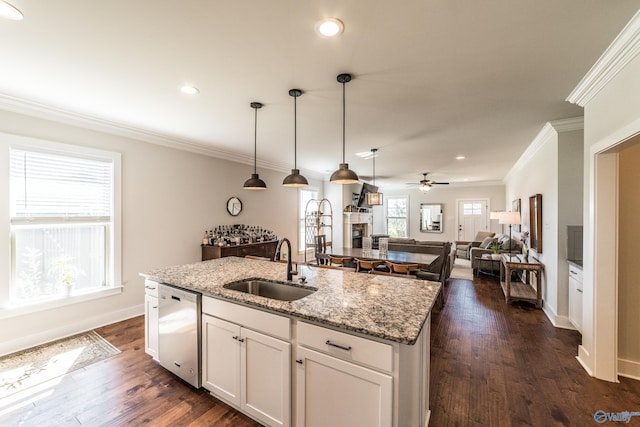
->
343, 213, 372, 248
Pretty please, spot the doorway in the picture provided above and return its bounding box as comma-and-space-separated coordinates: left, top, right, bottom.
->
457, 199, 489, 241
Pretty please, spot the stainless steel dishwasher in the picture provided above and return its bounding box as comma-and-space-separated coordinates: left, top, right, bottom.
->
158, 283, 201, 388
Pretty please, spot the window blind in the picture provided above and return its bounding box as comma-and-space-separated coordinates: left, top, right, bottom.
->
10, 148, 113, 219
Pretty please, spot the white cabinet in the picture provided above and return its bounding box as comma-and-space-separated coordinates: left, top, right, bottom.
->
144, 279, 159, 360
568, 263, 583, 333
202, 298, 291, 427
295, 346, 392, 427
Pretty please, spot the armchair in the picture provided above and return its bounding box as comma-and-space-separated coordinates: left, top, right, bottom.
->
455, 231, 495, 261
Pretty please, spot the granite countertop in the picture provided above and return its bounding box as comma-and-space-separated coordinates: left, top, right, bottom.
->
140, 257, 441, 345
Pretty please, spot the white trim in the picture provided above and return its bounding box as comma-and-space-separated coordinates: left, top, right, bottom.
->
618, 358, 640, 380
567, 10, 640, 107
0, 301, 141, 357
542, 303, 576, 330
504, 118, 583, 182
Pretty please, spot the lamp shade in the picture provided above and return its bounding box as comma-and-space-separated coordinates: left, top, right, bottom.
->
499, 211, 521, 225
243, 173, 267, 190
490, 211, 501, 220
330, 163, 359, 184
367, 191, 383, 206
282, 169, 309, 187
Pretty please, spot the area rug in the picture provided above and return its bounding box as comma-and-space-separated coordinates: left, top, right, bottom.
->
0, 330, 120, 400
450, 258, 474, 281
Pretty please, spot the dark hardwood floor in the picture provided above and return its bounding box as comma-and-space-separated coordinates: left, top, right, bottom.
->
2, 273, 640, 426
430, 274, 640, 426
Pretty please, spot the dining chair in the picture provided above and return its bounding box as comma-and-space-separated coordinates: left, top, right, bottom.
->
329, 256, 355, 268
385, 262, 419, 275
415, 241, 452, 308
315, 234, 328, 265
354, 258, 385, 273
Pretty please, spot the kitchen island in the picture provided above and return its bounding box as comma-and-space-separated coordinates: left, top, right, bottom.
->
141, 256, 441, 427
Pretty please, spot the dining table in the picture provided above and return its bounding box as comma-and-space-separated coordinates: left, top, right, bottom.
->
324, 247, 438, 269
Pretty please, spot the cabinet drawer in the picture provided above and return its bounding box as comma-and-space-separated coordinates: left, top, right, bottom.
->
297, 322, 393, 373
568, 266, 583, 284
144, 279, 159, 297
203, 296, 290, 341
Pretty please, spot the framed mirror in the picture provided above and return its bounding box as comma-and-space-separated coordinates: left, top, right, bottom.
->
420, 203, 443, 233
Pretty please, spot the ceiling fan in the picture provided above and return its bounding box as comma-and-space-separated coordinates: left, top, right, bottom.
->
407, 172, 450, 192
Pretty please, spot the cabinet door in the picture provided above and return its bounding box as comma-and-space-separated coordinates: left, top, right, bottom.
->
241, 328, 291, 427
202, 314, 241, 406
144, 294, 159, 360
295, 346, 392, 427
568, 276, 583, 333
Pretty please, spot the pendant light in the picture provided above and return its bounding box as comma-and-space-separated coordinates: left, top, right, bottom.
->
330, 73, 359, 184
282, 89, 309, 187
243, 102, 267, 190
366, 148, 383, 205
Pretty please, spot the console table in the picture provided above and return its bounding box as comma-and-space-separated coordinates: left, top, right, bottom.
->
201, 240, 278, 261
499, 254, 543, 308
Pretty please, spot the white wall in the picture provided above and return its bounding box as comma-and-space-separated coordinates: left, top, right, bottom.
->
504, 122, 584, 329
0, 108, 315, 355
380, 184, 506, 242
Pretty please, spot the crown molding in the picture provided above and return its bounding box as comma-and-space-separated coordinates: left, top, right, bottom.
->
567, 10, 640, 107
0, 92, 294, 174
549, 116, 584, 132
504, 117, 584, 182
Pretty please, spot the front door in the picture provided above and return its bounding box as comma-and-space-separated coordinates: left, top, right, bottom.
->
457, 199, 489, 241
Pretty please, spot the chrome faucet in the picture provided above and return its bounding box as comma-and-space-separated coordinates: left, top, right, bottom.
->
275, 238, 298, 281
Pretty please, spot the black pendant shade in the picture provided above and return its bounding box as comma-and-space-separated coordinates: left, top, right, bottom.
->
330, 73, 359, 185
243, 102, 267, 190
283, 89, 309, 187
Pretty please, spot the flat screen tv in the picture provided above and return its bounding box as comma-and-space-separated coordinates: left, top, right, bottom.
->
357, 182, 379, 208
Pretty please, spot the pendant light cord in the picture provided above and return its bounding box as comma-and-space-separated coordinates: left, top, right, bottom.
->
294, 94, 297, 169
342, 80, 346, 163
253, 106, 258, 174
372, 149, 376, 186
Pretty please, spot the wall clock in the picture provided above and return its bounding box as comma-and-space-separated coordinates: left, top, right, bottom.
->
226, 197, 242, 216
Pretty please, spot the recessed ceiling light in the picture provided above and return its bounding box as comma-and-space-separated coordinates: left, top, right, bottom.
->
315, 18, 344, 38
0, 1, 23, 20
180, 85, 199, 95
456, 155, 466, 160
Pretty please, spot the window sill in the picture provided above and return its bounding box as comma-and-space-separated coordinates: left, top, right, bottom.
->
0, 286, 123, 320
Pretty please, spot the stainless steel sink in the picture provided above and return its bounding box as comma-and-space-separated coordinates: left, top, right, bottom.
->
223, 278, 316, 301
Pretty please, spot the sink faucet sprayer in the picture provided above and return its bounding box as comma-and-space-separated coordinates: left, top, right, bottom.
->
275, 238, 298, 281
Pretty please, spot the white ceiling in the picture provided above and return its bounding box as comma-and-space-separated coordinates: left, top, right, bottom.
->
1, 1, 639, 188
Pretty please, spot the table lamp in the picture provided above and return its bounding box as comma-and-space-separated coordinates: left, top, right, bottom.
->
499, 211, 521, 255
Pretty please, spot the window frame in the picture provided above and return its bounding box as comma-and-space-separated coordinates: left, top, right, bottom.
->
386, 195, 409, 238
299, 187, 319, 252
0, 133, 122, 317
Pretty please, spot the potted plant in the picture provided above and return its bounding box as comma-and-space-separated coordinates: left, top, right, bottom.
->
490, 241, 502, 260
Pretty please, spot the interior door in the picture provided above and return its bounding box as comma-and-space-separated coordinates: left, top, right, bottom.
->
457, 199, 489, 241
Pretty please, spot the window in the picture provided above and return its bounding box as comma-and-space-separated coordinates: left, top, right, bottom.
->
6, 139, 120, 308
386, 196, 408, 237
464, 202, 483, 216
299, 188, 318, 251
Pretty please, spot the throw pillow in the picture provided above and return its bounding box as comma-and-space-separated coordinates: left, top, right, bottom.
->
501, 238, 520, 251
479, 237, 495, 249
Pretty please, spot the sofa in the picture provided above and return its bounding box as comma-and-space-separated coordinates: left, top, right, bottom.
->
454, 231, 495, 260
385, 238, 454, 278
470, 234, 523, 274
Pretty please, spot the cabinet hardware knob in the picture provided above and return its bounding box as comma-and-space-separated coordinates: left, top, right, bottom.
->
325, 340, 352, 351
577, 289, 583, 293
296, 359, 303, 365
152, 305, 158, 309
232, 336, 239, 340
238, 338, 245, 343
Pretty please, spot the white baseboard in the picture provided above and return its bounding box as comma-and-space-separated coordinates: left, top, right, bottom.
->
542, 304, 576, 330
0, 304, 143, 356
577, 345, 594, 376
618, 358, 640, 380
